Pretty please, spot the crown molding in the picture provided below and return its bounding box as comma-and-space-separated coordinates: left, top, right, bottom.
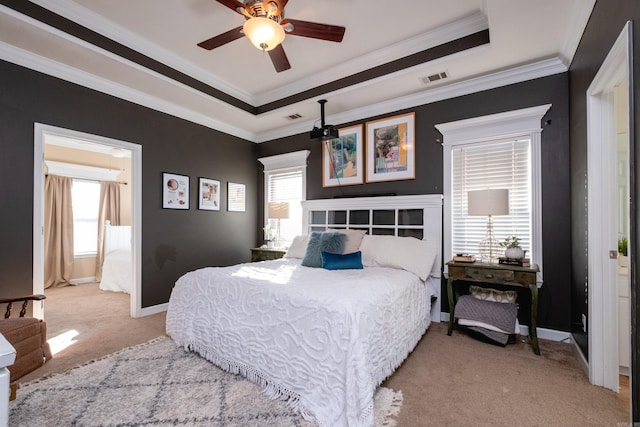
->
0, 40, 256, 142
561, 0, 596, 65
27, 0, 254, 105
256, 57, 567, 142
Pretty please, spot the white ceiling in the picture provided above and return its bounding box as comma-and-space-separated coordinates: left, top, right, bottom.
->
0, 0, 594, 143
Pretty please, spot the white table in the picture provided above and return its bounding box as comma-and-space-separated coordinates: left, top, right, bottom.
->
0, 334, 15, 427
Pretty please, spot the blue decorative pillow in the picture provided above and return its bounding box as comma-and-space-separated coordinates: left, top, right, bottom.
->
321, 251, 364, 270
301, 232, 346, 268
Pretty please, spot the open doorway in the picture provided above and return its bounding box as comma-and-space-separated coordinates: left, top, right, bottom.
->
33, 124, 143, 323
586, 21, 632, 412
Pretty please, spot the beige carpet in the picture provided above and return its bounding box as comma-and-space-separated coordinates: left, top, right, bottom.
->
19, 283, 630, 426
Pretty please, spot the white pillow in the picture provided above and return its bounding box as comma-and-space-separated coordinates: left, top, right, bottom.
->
283, 234, 308, 259
359, 234, 438, 281
327, 228, 366, 254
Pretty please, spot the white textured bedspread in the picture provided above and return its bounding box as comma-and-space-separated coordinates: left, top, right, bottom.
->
166, 258, 432, 427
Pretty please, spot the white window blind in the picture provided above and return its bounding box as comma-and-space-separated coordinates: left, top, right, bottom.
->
72, 179, 101, 256
267, 168, 303, 246
451, 137, 532, 259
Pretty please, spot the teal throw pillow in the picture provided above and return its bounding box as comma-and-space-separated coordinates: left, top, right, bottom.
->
301, 232, 346, 268
321, 251, 364, 270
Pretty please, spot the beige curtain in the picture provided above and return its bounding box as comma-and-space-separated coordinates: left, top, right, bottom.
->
44, 175, 74, 289
95, 181, 121, 282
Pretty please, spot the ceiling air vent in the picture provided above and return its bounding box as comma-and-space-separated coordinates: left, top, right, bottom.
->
286, 113, 303, 120
419, 71, 449, 85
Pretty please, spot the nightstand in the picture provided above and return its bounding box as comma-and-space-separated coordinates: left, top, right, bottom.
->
446, 260, 541, 355
250, 247, 286, 262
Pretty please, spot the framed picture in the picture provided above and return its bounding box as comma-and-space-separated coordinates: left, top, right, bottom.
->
365, 112, 416, 182
227, 182, 246, 212
322, 125, 364, 187
162, 172, 189, 209
198, 178, 220, 211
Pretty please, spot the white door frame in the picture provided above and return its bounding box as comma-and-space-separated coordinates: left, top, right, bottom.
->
587, 21, 632, 392
33, 123, 143, 318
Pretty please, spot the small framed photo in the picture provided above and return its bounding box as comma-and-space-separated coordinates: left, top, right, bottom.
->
198, 178, 220, 211
162, 172, 189, 209
227, 182, 246, 212
366, 112, 416, 183
322, 125, 364, 187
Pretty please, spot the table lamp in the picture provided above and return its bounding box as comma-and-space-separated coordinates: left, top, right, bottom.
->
467, 189, 509, 262
268, 202, 289, 248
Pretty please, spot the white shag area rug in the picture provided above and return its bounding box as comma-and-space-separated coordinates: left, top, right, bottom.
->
10, 336, 402, 426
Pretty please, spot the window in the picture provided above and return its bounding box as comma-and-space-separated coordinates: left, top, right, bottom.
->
450, 137, 531, 257
259, 150, 310, 248
437, 105, 550, 281
266, 169, 303, 246
72, 179, 101, 256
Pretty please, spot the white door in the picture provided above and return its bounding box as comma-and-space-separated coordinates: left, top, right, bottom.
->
586, 22, 632, 403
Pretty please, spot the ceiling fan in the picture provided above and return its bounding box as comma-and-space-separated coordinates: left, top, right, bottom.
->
197, 0, 346, 72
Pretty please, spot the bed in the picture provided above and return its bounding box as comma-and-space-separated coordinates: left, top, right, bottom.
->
166, 194, 442, 427
99, 221, 132, 293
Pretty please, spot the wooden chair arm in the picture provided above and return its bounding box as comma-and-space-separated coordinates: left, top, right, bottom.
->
0, 294, 46, 319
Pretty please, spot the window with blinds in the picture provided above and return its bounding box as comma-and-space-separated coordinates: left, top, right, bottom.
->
450, 137, 532, 259
266, 168, 303, 247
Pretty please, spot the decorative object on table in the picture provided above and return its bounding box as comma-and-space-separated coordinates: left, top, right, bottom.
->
500, 235, 525, 259
162, 172, 189, 209
498, 257, 530, 267
268, 201, 289, 248
323, 124, 364, 187
366, 112, 415, 183
467, 189, 509, 263
9, 337, 401, 426
227, 182, 245, 212
197, 177, 220, 211
453, 253, 476, 263
263, 224, 276, 248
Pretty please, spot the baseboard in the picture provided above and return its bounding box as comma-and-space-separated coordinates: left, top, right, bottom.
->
69, 277, 96, 285
440, 312, 572, 342
572, 338, 589, 377
139, 302, 168, 317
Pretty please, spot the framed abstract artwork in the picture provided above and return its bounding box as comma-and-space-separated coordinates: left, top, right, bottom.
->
162, 172, 189, 209
365, 112, 415, 183
322, 125, 364, 187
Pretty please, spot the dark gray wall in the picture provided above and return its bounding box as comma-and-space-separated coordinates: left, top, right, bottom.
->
568, 1, 640, 415
0, 59, 257, 307
257, 74, 571, 331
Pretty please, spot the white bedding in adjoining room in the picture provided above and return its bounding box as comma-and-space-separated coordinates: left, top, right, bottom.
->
166, 258, 434, 427
100, 248, 132, 293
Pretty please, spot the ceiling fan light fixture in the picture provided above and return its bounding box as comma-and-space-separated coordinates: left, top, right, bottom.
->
243, 17, 285, 51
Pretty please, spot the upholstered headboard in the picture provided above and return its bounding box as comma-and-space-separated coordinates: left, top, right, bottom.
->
301, 194, 443, 321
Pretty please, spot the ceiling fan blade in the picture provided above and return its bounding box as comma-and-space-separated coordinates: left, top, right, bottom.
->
268, 44, 291, 72
281, 18, 345, 43
197, 26, 244, 50
265, 0, 288, 16
216, 0, 247, 15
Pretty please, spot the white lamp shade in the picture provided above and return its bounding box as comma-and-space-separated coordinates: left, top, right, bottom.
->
268, 202, 289, 219
467, 189, 509, 216
243, 17, 285, 51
